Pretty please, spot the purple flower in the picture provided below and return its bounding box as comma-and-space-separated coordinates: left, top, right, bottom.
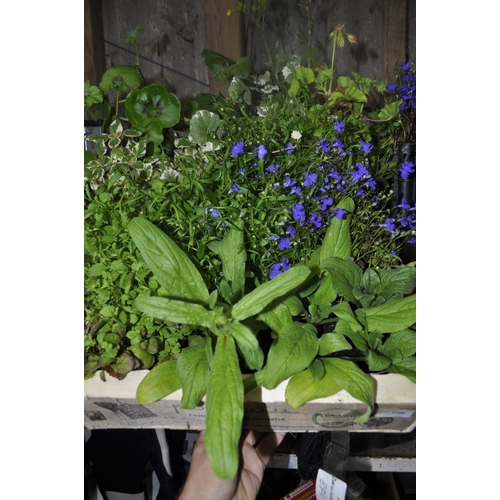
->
286, 225, 296, 237
256, 144, 268, 159
284, 143, 295, 154
380, 218, 396, 231
269, 258, 291, 279
284, 177, 296, 188
209, 208, 219, 218
334, 208, 347, 220
304, 172, 317, 187
278, 237, 292, 250
266, 164, 279, 174
387, 83, 397, 92
398, 198, 414, 211
238, 167, 247, 175
399, 161, 415, 179
290, 185, 302, 196
360, 141, 372, 153
351, 163, 370, 182
229, 183, 241, 194
292, 203, 305, 221
231, 141, 244, 157
308, 212, 322, 228
400, 62, 411, 71
320, 197, 333, 211
334, 120, 345, 134
269, 235, 279, 241
317, 138, 331, 153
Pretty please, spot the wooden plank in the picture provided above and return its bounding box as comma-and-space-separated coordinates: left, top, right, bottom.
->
84, 0, 106, 86
383, 0, 407, 82
204, 0, 242, 96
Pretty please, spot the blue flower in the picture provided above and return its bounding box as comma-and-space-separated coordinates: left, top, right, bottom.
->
290, 185, 302, 196
269, 235, 279, 241
400, 62, 411, 71
231, 141, 244, 157
308, 212, 322, 228
256, 144, 268, 159
399, 161, 415, 179
284, 143, 295, 154
292, 203, 305, 221
278, 237, 292, 250
380, 218, 396, 231
284, 177, 296, 188
334, 208, 347, 220
209, 208, 219, 218
333, 138, 346, 153
304, 172, 317, 187
317, 138, 331, 153
360, 141, 372, 153
387, 83, 397, 92
238, 167, 247, 175
269, 258, 291, 279
229, 183, 242, 194
398, 198, 414, 210
320, 197, 333, 211
266, 164, 279, 174
351, 163, 370, 182
286, 225, 296, 237
334, 120, 345, 134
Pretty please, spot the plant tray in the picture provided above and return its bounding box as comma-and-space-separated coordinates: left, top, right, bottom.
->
84, 371, 415, 433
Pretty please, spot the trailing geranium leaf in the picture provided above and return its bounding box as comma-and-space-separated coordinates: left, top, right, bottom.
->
176, 341, 209, 409
262, 322, 319, 390
133, 295, 217, 328
128, 217, 209, 303
99, 65, 143, 94
321, 358, 374, 423
355, 294, 416, 333
218, 221, 246, 303
318, 332, 352, 356
319, 197, 355, 262
231, 266, 311, 321
136, 359, 181, 405
125, 84, 181, 130
189, 110, 221, 145
320, 257, 363, 304
205, 335, 244, 480
285, 365, 343, 408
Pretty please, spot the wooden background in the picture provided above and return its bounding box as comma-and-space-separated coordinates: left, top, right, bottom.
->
84, 0, 415, 103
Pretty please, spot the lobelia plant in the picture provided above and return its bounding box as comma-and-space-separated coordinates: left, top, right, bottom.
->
126, 195, 415, 480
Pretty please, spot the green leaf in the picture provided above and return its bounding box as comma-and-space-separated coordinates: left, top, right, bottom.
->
228, 56, 253, 79
128, 217, 209, 303
285, 366, 343, 408
128, 345, 155, 369
125, 84, 181, 129
380, 329, 416, 359
367, 350, 392, 371
321, 257, 363, 304
362, 269, 381, 294
387, 356, 416, 383
355, 295, 416, 333
321, 358, 374, 423
99, 65, 142, 94
136, 359, 181, 404
377, 266, 416, 299
231, 266, 311, 321
334, 320, 368, 352
134, 295, 216, 327
262, 322, 319, 389
318, 332, 352, 356
218, 221, 246, 303
189, 110, 221, 145
84, 81, 103, 107
308, 358, 326, 381
319, 197, 355, 262
176, 342, 209, 409
222, 321, 259, 352
331, 302, 363, 332
238, 343, 264, 371
205, 335, 244, 480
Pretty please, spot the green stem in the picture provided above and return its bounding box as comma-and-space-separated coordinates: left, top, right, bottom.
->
328, 36, 337, 95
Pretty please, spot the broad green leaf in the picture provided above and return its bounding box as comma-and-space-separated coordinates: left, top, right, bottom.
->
319, 332, 352, 356
136, 359, 181, 405
231, 266, 311, 321
308, 358, 326, 381
262, 322, 319, 389
285, 366, 343, 408
355, 294, 416, 333
311, 274, 337, 305
125, 85, 181, 129
344, 85, 368, 103
387, 356, 416, 383
243, 370, 264, 394
176, 342, 209, 409
223, 321, 259, 352
189, 110, 221, 145
362, 269, 381, 294
367, 350, 392, 371
331, 302, 363, 332
377, 101, 400, 121
128, 217, 209, 303
218, 222, 246, 303
238, 343, 264, 371
377, 266, 416, 299
205, 335, 244, 480
335, 320, 368, 352
380, 329, 416, 359
321, 257, 363, 304
228, 56, 253, 79
319, 197, 355, 262
322, 358, 375, 423
134, 295, 216, 328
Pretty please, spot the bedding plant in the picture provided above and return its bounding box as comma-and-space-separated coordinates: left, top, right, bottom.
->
84, 19, 416, 480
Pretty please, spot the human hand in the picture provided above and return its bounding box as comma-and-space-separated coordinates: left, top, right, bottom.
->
178, 429, 286, 500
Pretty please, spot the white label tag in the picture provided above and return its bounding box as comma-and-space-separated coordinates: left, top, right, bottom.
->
375, 409, 415, 418
315, 468, 348, 500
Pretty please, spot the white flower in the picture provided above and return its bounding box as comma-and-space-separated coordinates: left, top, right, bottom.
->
291, 130, 302, 140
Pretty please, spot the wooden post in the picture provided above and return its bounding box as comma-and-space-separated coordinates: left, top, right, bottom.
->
84, 0, 106, 86
383, 0, 407, 82
204, 0, 242, 96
